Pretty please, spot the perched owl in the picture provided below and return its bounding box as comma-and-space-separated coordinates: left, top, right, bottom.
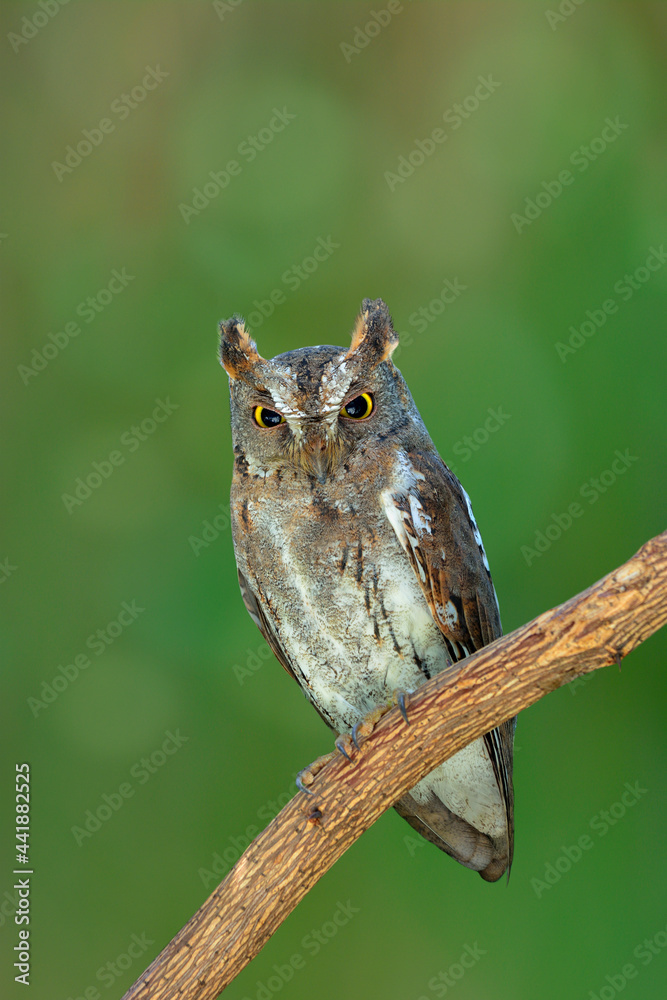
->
219, 298, 515, 881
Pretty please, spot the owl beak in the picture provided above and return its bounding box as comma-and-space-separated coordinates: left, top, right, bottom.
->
304, 440, 328, 484
295, 416, 341, 484
297, 426, 334, 484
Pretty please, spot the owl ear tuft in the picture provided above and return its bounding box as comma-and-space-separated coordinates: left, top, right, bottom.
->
347, 298, 399, 364
219, 316, 265, 380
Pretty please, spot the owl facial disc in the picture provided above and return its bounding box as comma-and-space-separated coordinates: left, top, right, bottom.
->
218, 299, 400, 483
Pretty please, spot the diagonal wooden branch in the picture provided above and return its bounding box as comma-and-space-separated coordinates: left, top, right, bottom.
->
122, 530, 667, 1000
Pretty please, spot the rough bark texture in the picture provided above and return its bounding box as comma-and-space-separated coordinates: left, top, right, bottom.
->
122, 531, 667, 1000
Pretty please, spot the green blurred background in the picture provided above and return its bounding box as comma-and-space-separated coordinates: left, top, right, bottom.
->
2, 2, 666, 998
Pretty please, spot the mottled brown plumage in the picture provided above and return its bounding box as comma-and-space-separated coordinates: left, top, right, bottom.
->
219, 298, 516, 880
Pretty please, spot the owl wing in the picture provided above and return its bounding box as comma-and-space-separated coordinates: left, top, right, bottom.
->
237, 567, 339, 730
382, 449, 515, 878
237, 568, 297, 682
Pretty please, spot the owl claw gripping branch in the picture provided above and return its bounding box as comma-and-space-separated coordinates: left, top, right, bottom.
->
220, 298, 516, 882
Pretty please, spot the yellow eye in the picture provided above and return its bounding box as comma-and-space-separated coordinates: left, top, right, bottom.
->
254, 406, 285, 428
341, 393, 374, 420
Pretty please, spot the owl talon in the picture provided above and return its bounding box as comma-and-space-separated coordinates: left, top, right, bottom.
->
335, 733, 355, 761
394, 689, 411, 725
348, 704, 389, 751
296, 751, 337, 795
296, 775, 315, 796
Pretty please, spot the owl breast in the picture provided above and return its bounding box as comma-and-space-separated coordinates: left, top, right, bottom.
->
232, 472, 449, 732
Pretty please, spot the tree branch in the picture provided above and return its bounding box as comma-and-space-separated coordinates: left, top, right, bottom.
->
122, 531, 667, 1000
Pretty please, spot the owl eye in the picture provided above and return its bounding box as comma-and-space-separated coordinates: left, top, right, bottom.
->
254, 406, 285, 428
341, 393, 374, 420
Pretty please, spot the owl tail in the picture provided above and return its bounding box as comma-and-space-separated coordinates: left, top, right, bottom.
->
395, 791, 509, 882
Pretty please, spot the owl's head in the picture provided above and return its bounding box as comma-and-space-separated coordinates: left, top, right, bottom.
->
219, 298, 419, 483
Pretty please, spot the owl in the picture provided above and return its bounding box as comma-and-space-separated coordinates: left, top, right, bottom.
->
219, 298, 515, 881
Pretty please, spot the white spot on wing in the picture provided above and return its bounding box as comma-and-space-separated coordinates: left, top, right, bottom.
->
409, 493, 432, 535
383, 492, 428, 582
382, 493, 408, 550
393, 450, 425, 488
461, 486, 490, 572
491, 582, 502, 627
443, 599, 458, 628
